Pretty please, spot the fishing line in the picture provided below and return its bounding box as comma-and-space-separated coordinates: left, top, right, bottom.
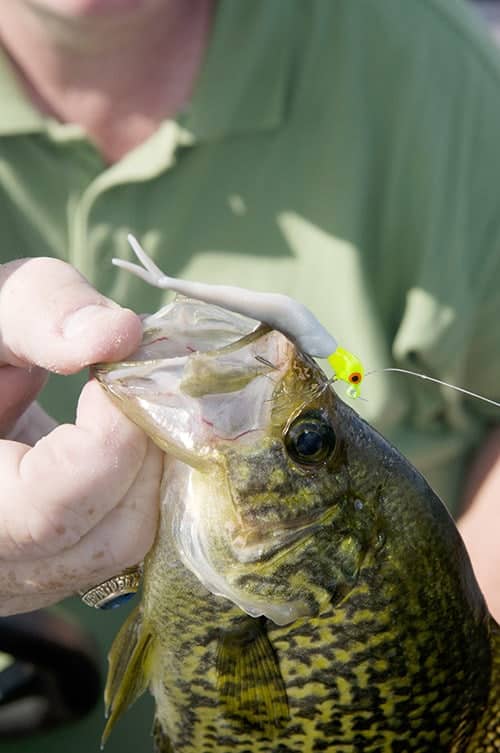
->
116, 236, 499, 410
365, 368, 500, 409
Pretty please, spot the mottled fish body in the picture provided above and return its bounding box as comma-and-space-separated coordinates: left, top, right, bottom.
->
94, 298, 500, 753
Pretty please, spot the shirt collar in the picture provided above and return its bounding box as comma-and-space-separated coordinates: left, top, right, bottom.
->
0, 52, 46, 135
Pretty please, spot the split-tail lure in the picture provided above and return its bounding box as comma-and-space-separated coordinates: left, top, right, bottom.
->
113, 235, 365, 398
114, 235, 500, 409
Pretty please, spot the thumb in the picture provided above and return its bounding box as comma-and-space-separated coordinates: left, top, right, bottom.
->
0, 258, 142, 374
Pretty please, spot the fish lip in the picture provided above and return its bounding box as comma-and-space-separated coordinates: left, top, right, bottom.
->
92, 355, 189, 379
92, 324, 284, 394
93, 321, 271, 375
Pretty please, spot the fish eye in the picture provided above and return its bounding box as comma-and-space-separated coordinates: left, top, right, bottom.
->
349, 372, 362, 384
284, 410, 337, 466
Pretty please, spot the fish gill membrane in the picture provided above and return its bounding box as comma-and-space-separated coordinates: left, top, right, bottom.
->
92, 297, 500, 753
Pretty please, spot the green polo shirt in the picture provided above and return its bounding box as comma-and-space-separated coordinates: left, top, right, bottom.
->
1, 1, 500, 751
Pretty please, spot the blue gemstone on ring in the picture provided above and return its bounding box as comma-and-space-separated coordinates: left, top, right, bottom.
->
99, 592, 136, 610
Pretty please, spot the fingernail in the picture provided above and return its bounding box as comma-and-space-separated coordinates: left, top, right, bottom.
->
63, 304, 116, 340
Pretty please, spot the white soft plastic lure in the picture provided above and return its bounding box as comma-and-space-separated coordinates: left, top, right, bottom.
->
113, 236, 500, 409
112, 235, 365, 397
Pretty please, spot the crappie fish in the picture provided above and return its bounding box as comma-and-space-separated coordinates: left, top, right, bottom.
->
94, 298, 500, 753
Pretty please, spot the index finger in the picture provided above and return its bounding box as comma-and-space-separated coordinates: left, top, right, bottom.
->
0, 257, 142, 373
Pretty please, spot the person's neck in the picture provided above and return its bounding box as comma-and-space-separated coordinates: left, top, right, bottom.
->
0, 1, 215, 163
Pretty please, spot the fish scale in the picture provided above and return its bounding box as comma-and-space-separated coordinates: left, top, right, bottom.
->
465, 628, 500, 753
94, 298, 500, 752
138, 516, 492, 753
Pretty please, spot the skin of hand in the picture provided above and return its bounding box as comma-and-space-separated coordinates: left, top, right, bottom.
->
0, 258, 163, 616
458, 426, 500, 623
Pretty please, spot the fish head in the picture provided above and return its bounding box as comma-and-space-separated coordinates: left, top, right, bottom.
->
94, 299, 381, 625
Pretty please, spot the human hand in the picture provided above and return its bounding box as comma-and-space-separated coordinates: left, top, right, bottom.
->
0, 258, 163, 615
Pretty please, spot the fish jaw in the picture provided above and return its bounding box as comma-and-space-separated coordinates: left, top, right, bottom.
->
159, 457, 317, 626
94, 299, 293, 470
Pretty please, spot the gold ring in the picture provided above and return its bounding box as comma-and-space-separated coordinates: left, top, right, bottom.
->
79, 565, 142, 610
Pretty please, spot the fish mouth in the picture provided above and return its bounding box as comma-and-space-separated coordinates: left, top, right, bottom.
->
93, 299, 294, 467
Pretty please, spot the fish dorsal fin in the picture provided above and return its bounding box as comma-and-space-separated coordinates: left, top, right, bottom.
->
216, 618, 289, 732
102, 605, 156, 746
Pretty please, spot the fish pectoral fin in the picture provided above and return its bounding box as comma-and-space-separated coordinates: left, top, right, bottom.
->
102, 605, 156, 747
216, 618, 289, 732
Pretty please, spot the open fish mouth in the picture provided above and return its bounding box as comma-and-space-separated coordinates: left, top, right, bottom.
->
94, 298, 294, 467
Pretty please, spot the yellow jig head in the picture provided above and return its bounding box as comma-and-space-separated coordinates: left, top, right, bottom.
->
327, 347, 364, 399
114, 235, 365, 398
